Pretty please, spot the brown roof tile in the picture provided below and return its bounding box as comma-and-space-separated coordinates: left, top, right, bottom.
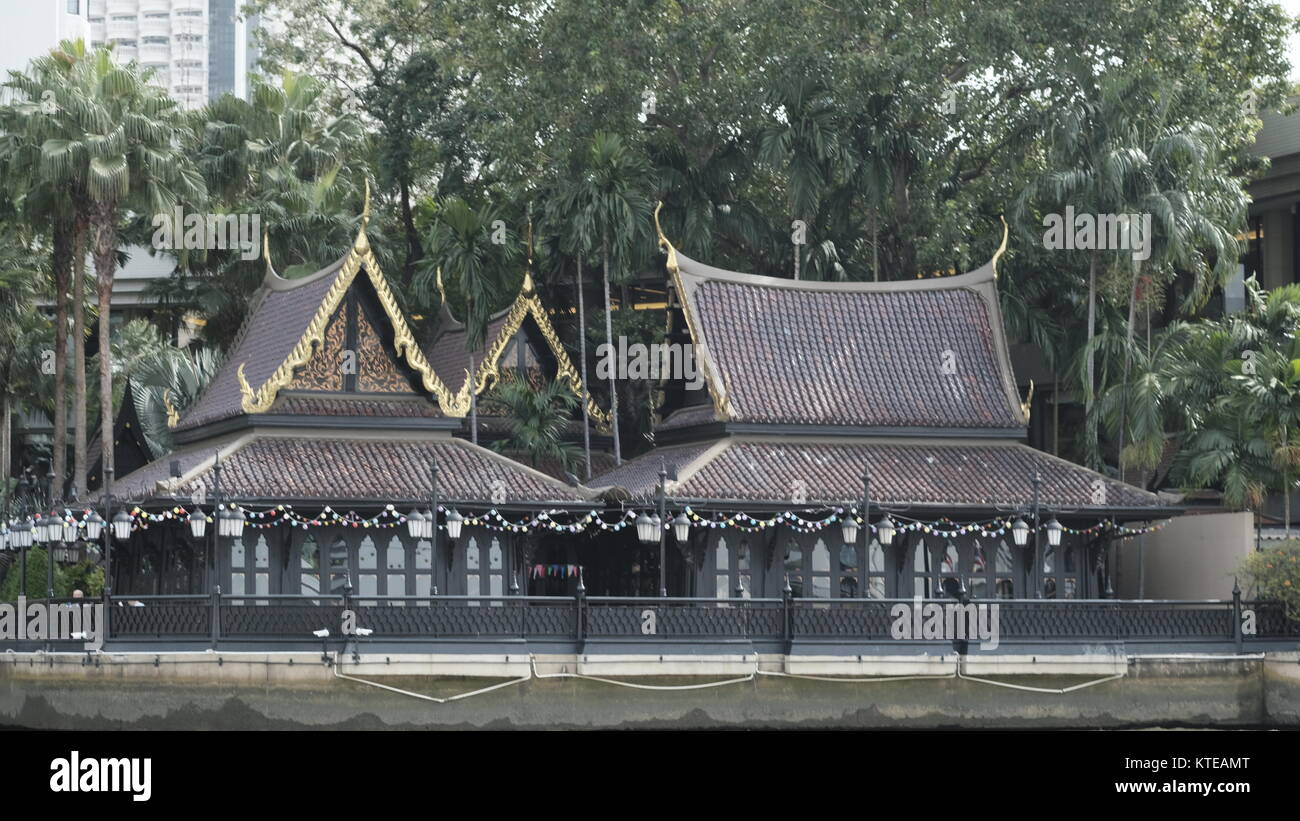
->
595, 438, 1161, 509
112, 434, 590, 506
177, 259, 347, 432
671, 249, 1025, 430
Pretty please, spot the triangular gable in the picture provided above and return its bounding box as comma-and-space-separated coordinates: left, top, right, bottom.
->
236, 185, 466, 416
463, 271, 612, 431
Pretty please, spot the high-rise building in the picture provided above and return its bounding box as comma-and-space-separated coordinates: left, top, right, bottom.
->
0, 1, 92, 80
84, 0, 258, 109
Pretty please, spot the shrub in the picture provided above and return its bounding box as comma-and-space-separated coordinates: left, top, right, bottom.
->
1238, 540, 1300, 621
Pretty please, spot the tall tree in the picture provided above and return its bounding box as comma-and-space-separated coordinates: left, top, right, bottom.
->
39, 49, 206, 489
415, 197, 517, 444
554, 133, 653, 465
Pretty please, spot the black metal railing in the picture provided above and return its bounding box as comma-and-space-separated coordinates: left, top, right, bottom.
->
2, 593, 1296, 647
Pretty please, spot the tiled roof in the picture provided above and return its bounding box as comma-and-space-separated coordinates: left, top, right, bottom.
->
668, 246, 1026, 430
111, 433, 592, 506
424, 309, 512, 395
656, 403, 719, 431
268, 394, 445, 419
177, 258, 347, 432
593, 438, 1162, 509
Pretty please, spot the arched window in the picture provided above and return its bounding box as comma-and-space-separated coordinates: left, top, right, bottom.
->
301, 535, 320, 597
386, 535, 406, 602
357, 536, 377, 604
465, 537, 481, 604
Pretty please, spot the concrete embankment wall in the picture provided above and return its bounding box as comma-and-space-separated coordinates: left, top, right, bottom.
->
2, 652, 1299, 729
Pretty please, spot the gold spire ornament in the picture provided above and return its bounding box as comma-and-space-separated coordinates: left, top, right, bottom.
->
163, 389, 180, 428
991, 215, 1009, 279
653, 201, 679, 275
1020, 379, 1034, 421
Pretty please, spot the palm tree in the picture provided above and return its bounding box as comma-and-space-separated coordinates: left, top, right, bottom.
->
39, 49, 206, 489
174, 70, 369, 349
1017, 68, 1245, 470
553, 132, 653, 465
110, 318, 222, 456
0, 258, 46, 511
1, 40, 97, 499
482, 373, 582, 471
757, 77, 849, 279
414, 197, 517, 443
1098, 279, 1300, 527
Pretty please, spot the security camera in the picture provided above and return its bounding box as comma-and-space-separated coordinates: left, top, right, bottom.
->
354, 628, 373, 637
312, 628, 330, 638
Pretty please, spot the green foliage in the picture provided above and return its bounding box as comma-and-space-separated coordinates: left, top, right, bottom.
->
482, 374, 582, 471
0, 547, 66, 601
61, 560, 104, 598
1239, 541, 1300, 621
1100, 278, 1300, 509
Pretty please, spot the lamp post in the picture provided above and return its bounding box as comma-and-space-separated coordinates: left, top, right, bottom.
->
635, 461, 678, 597
410, 456, 458, 597
188, 453, 246, 597
102, 466, 115, 608
843, 470, 896, 595
45, 470, 58, 605
1031, 472, 1042, 598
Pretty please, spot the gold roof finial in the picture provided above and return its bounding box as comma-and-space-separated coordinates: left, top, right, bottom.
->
526, 213, 534, 268
353, 178, 371, 254
163, 389, 180, 428
991, 215, 1009, 279
262, 229, 274, 277
1020, 379, 1034, 421
653, 201, 679, 274
435, 265, 447, 301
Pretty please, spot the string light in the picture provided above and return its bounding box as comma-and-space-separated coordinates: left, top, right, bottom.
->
0, 504, 1172, 540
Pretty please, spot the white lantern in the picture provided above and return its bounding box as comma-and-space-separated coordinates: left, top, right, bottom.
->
421, 509, 435, 539
14, 518, 33, 548
83, 511, 104, 541
112, 509, 133, 541
635, 512, 656, 544
62, 514, 78, 544
0, 527, 8, 551
877, 514, 896, 546
445, 508, 464, 540
1045, 517, 1063, 547
840, 513, 860, 545
189, 507, 207, 539
230, 507, 246, 539
672, 512, 690, 543
406, 508, 424, 539
1011, 518, 1029, 547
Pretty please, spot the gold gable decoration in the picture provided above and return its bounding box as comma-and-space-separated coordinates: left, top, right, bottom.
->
239, 180, 469, 416
238, 181, 609, 427
467, 271, 613, 432
654, 201, 733, 422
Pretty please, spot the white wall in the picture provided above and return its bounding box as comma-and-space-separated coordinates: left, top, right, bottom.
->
0, 0, 90, 81
1114, 511, 1255, 600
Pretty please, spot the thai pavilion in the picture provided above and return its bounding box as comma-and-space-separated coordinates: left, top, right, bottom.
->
94, 198, 1173, 608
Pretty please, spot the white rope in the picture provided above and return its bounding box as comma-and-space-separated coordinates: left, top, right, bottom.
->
331, 653, 531, 703
756, 668, 957, 683
529, 655, 757, 690
955, 669, 1125, 693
